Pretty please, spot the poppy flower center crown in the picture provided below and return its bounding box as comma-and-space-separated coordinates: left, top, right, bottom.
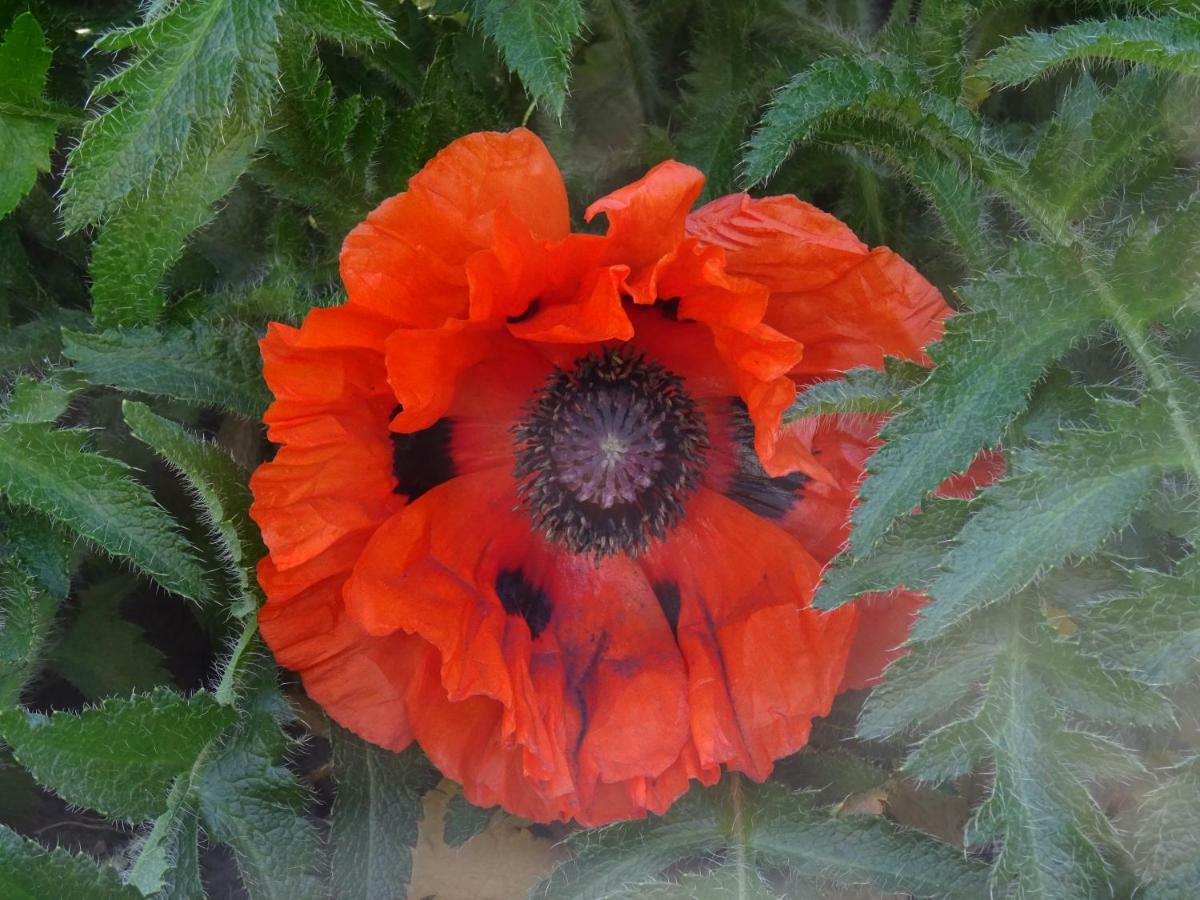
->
513, 347, 709, 558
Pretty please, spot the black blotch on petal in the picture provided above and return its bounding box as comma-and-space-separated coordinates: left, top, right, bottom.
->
506, 298, 541, 324
726, 471, 808, 520
391, 411, 457, 500
495, 568, 552, 639
658, 297, 683, 320
652, 581, 682, 638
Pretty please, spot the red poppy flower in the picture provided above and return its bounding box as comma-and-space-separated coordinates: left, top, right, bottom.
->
250, 128, 976, 825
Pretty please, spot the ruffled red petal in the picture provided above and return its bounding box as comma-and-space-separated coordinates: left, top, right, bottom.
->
341, 128, 570, 327
640, 489, 857, 779
586, 160, 705, 285
688, 193, 952, 375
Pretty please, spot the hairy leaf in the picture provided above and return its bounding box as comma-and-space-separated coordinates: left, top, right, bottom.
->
444, 790, 497, 848
0, 561, 56, 706
0, 688, 235, 821
470, 0, 583, 115
2, 372, 85, 424
197, 733, 326, 900
124, 402, 261, 615
814, 498, 973, 611
1028, 71, 1168, 221
784, 367, 910, 423
63, 323, 270, 419
967, 647, 1119, 898
742, 56, 984, 187
851, 289, 1099, 556
61, 0, 281, 229
284, 0, 395, 43
914, 407, 1168, 640
977, 14, 1200, 86
90, 129, 258, 327
331, 729, 440, 900
1083, 559, 1200, 683
748, 786, 990, 898
0, 422, 208, 600
1136, 762, 1200, 898
0, 14, 57, 218
0, 824, 140, 900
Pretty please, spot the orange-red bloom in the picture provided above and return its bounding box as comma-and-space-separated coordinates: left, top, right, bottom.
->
251, 128, 971, 825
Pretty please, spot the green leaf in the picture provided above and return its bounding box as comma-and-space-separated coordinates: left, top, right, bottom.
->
890, 595, 1135, 898
857, 623, 997, 740
470, 0, 583, 116
0, 560, 56, 707
61, 0, 282, 229
1111, 190, 1200, 326
814, 498, 973, 611
254, 37, 387, 237
196, 731, 327, 900
284, 0, 396, 43
0, 688, 235, 821
748, 786, 990, 898
1136, 762, 1200, 899
126, 777, 203, 897
784, 367, 910, 422
48, 575, 169, 699
535, 780, 988, 900
443, 789, 497, 848
63, 322, 271, 419
913, 405, 1168, 640
976, 14, 1200, 87
676, 3, 772, 201
0, 14, 58, 218
533, 791, 724, 900
742, 56, 984, 188
2, 372, 86, 424
0, 422, 208, 600
849, 255, 1101, 556
0, 308, 89, 373
0, 506, 73, 600
330, 728, 440, 900
1083, 559, 1200, 683
0, 824, 141, 900
89, 129, 258, 327
123, 402, 261, 615
966, 643, 1119, 898
1028, 71, 1169, 222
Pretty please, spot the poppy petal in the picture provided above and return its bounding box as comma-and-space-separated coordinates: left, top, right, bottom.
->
341, 128, 570, 327
586, 160, 705, 278
640, 489, 857, 779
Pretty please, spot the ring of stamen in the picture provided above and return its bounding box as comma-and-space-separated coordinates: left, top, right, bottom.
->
513, 349, 709, 559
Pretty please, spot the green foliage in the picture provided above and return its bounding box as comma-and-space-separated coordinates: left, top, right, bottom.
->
976, 14, 1200, 86
89, 130, 258, 327
443, 789, 497, 847
534, 778, 989, 899
0, 688, 235, 821
0, 561, 56, 707
330, 729, 440, 899
284, 0, 396, 44
0, 422, 208, 600
63, 323, 271, 419
0, 823, 142, 900
48, 575, 170, 699
124, 401, 262, 615
60, 0, 282, 230
471, 0, 584, 115
0, 14, 58, 220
